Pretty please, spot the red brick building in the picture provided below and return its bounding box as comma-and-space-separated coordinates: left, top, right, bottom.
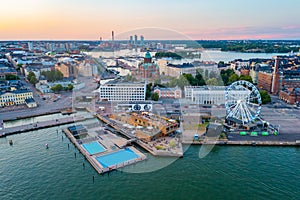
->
257, 71, 273, 92
279, 89, 300, 104
257, 57, 281, 94
135, 51, 159, 80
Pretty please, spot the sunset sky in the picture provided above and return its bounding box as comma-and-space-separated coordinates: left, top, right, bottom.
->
1, 0, 299, 40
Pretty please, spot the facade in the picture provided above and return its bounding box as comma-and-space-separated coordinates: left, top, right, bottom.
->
257, 57, 281, 94
99, 81, 146, 102
153, 86, 182, 99
55, 63, 77, 78
0, 63, 17, 79
184, 86, 249, 105
25, 98, 37, 108
77, 60, 94, 77
257, 71, 273, 92
279, 89, 300, 104
0, 89, 34, 107
160, 61, 218, 78
135, 51, 159, 80
249, 69, 259, 84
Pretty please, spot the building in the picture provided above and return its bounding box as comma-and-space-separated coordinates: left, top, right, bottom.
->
257, 71, 273, 92
257, 57, 281, 94
140, 35, 144, 46
160, 61, 218, 78
111, 112, 179, 142
279, 88, 300, 104
153, 86, 182, 99
240, 69, 250, 76
134, 35, 138, 45
0, 89, 34, 107
135, 51, 159, 80
129, 36, 133, 45
25, 98, 37, 108
28, 42, 33, 51
77, 60, 94, 77
55, 62, 77, 78
99, 81, 146, 102
184, 86, 249, 105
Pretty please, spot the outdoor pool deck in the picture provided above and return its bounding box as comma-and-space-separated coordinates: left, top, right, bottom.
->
82, 141, 106, 155
96, 114, 184, 157
63, 124, 146, 174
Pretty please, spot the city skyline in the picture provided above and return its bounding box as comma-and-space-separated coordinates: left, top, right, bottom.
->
1, 0, 300, 40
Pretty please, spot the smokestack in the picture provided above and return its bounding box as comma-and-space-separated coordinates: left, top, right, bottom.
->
112, 31, 114, 42
271, 56, 280, 94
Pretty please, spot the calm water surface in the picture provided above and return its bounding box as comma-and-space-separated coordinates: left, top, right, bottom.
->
0, 118, 299, 200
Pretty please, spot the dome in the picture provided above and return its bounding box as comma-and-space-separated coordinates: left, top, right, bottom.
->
145, 51, 152, 59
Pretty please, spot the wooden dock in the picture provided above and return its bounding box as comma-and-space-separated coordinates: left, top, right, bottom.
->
0, 116, 85, 137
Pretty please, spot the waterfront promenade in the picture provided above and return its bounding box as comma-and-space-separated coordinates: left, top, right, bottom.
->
0, 116, 85, 137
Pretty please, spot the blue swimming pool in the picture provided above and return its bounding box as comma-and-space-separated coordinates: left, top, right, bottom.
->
96, 148, 139, 168
82, 142, 106, 155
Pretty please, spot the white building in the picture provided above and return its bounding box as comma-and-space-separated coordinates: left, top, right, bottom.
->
184, 86, 249, 105
99, 81, 146, 102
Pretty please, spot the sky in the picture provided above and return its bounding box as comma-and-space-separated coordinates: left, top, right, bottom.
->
0, 0, 300, 40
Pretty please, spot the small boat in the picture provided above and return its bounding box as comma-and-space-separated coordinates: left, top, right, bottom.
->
9, 140, 13, 145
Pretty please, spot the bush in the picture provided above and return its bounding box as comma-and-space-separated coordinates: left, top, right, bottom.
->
155, 145, 166, 150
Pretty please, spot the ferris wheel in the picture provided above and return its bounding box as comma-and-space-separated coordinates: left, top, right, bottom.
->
225, 80, 262, 125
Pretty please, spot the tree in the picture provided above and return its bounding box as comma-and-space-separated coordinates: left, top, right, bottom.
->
259, 90, 271, 104
206, 78, 219, 86
204, 69, 209, 79
178, 74, 190, 88
182, 74, 197, 86
5, 74, 19, 80
220, 69, 235, 85
27, 71, 38, 85
41, 70, 63, 82
51, 84, 63, 92
228, 73, 239, 85
195, 71, 206, 86
239, 74, 253, 83
66, 84, 73, 91
27, 71, 35, 81
151, 92, 159, 101
29, 76, 38, 85
209, 71, 218, 79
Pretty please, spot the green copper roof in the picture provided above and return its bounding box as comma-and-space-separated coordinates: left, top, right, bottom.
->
141, 63, 159, 69
145, 51, 152, 59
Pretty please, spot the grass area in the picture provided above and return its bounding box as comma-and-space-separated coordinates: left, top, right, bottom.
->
155, 145, 166, 150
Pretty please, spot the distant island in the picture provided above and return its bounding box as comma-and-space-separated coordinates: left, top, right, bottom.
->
197, 40, 300, 53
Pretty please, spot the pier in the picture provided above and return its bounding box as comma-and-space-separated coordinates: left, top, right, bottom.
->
0, 116, 86, 137
63, 127, 147, 174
